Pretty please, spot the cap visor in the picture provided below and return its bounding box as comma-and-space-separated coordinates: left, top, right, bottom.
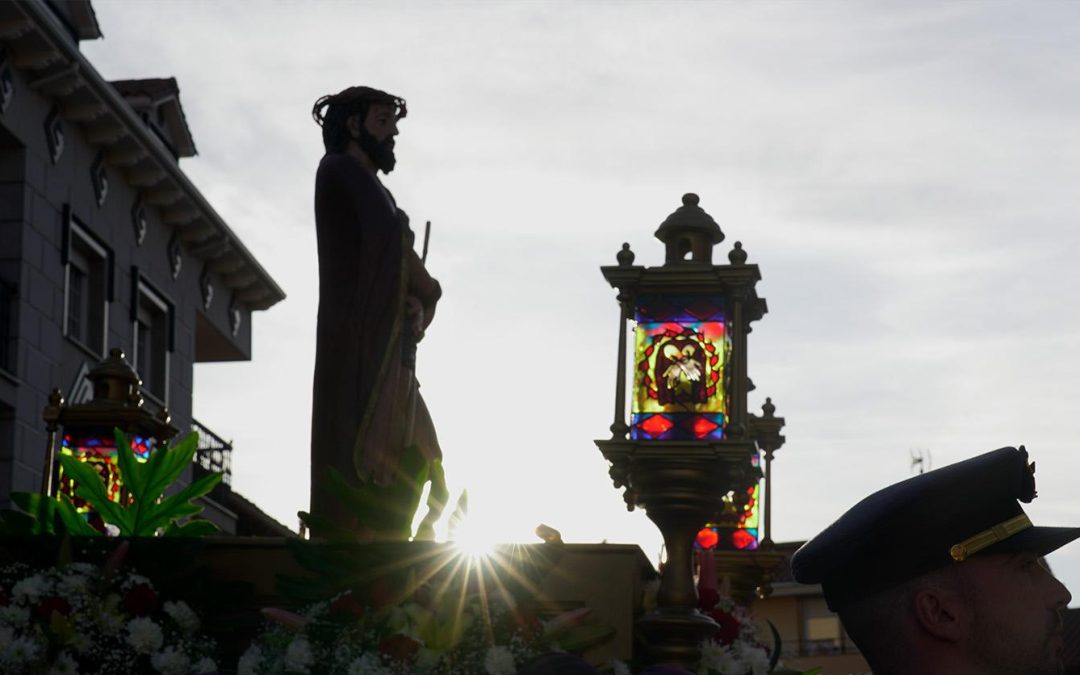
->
984, 525, 1080, 559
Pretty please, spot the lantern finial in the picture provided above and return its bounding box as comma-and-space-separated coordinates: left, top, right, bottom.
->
655, 192, 724, 265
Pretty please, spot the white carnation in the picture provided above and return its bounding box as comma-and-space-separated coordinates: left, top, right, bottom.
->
97, 611, 123, 636
193, 657, 218, 673
163, 600, 200, 635
57, 573, 90, 596
151, 646, 191, 675
237, 645, 263, 675
47, 650, 79, 675
0, 605, 30, 626
12, 574, 50, 603
284, 636, 314, 673
1, 635, 42, 667
126, 617, 164, 654
733, 641, 770, 675
483, 645, 516, 675
346, 653, 389, 675
699, 638, 740, 675
612, 660, 632, 675
66, 562, 96, 576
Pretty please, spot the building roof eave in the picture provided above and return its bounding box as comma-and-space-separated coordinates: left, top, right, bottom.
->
9, 1, 284, 311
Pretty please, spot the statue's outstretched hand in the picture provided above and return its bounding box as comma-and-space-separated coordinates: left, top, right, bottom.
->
405, 295, 426, 342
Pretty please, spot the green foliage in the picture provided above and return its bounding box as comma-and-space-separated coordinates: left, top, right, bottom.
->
1, 429, 222, 537
299, 443, 449, 542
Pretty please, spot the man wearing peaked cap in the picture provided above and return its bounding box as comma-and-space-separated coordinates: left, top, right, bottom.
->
791, 446, 1080, 674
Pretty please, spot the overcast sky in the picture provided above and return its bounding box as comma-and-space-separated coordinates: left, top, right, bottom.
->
82, 0, 1080, 599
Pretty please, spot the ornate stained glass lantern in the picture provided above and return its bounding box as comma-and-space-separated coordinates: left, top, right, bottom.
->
41, 349, 177, 523
596, 193, 786, 665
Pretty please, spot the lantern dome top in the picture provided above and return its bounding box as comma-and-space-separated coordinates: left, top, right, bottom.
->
87, 348, 141, 405
654, 193, 725, 265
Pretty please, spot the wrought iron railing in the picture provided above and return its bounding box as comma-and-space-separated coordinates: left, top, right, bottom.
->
0, 279, 15, 376
191, 418, 232, 503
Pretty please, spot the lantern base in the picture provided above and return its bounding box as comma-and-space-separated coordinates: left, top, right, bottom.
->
637, 608, 718, 668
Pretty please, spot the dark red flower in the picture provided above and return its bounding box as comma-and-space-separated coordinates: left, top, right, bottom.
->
35, 596, 72, 621
378, 633, 420, 663
708, 607, 741, 645
368, 578, 395, 610
514, 607, 544, 641
0, 590, 9, 607
697, 587, 720, 612
122, 583, 158, 617
329, 592, 366, 620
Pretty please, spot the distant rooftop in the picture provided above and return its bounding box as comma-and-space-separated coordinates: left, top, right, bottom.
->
111, 78, 197, 159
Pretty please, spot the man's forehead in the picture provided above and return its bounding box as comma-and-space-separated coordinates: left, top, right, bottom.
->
367, 102, 398, 117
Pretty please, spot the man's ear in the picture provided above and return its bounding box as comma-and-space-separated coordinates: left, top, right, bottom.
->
912, 586, 970, 643
346, 113, 362, 138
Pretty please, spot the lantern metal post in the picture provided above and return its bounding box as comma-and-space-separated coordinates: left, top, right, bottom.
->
40, 389, 63, 497
597, 193, 773, 667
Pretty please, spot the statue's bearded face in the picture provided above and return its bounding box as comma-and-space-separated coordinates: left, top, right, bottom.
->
354, 102, 399, 173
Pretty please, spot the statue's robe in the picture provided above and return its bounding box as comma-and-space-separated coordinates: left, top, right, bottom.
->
310, 152, 440, 529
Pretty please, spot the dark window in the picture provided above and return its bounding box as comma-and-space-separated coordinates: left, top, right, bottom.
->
0, 279, 15, 375
133, 281, 170, 403
64, 224, 109, 356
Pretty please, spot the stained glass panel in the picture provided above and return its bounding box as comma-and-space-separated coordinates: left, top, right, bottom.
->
58, 430, 155, 516
632, 295, 730, 441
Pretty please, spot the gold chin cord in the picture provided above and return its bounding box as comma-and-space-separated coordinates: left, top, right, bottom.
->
949, 514, 1033, 562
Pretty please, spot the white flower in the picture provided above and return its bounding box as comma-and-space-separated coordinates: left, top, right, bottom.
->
151, 646, 191, 675
612, 660, 632, 675
237, 645, 263, 675
284, 636, 314, 673
66, 562, 96, 576
126, 617, 164, 654
12, 573, 50, 603
483, 645, 516, 675
193, 657, 218, 673
49, 651, 80, 675
57, 573, 90, 597
0, 605, 30, 626
121, 574, 152, 592
163, 600, 200, 635
96, 611, 123, 637
346, 653, 388, 675
699, 639, 740, 675
733, 642, 770, 675
1, 635, 41, 666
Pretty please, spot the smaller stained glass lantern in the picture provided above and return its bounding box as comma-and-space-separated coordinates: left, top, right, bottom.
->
42, 349, 177, 523
695, 454, 763, 551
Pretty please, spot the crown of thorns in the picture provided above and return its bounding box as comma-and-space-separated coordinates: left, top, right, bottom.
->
311, 86, 407, 127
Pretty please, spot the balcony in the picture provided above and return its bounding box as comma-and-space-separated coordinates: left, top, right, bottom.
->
191, 418, 231, 504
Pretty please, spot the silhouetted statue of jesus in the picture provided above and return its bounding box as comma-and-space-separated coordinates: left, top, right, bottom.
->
309, 86, 442, 531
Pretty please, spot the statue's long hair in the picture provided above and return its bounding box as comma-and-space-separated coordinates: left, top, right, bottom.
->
311, 86, 407, 153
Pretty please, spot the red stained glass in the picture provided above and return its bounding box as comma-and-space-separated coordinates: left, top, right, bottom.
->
706, 386, 717, 397
696, 528, 719, 550
732, 530, 756, 550
692, 416, 720, 438
638, 415, 674, 437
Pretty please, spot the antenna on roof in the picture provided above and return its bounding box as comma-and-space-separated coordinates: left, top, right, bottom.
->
911, 448, 932, 475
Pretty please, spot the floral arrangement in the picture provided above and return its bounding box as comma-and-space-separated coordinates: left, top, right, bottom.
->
238, 583, 607, 675
695, 587, 773, 675
0, 558, 217, 674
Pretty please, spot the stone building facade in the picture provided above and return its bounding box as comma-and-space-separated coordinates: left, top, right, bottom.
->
0, 0, 286, 531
